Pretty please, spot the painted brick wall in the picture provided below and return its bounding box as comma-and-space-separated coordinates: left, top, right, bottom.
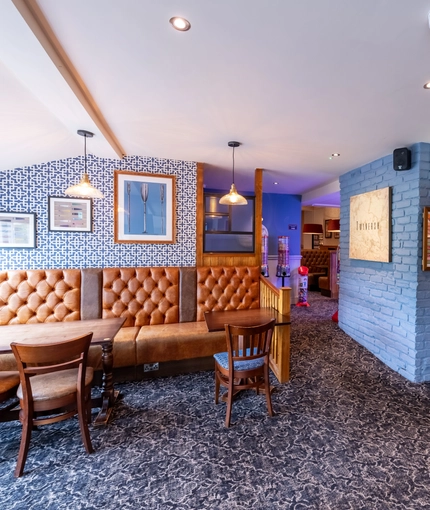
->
0, 154, 197, 269
339, 142, 430, 382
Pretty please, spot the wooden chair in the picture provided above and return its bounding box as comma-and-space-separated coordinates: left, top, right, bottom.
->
213, 319, 276, 427
11, 333, 94, 477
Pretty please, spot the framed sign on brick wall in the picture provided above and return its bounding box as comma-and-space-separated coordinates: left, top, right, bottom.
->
349, 187, 391, 262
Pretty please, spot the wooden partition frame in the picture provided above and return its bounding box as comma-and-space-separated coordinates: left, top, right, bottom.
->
196, 164, 263, 266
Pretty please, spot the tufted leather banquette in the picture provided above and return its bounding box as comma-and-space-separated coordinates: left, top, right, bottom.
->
0, 269, 81, 325
196, 266, 260, 321
0, 266, 262, 380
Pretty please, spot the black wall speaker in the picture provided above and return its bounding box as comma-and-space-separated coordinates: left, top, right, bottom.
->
393, 147, 411, 171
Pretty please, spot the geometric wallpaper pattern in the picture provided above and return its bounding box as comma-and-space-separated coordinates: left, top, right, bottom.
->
0, 155, 197, 270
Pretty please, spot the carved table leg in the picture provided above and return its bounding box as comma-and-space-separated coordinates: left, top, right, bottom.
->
93, 340, 118, 426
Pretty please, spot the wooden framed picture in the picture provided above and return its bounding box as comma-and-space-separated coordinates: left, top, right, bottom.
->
114, 170, 176, 243
325, 219, 332, 239
48, 197, 92, 232
0, 211, 36, 248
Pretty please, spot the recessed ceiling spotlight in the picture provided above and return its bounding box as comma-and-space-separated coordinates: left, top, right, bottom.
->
273, 181, 278, 185
424, 82, 430, 89
332, 153, 340, 157
169, 17, 191, 31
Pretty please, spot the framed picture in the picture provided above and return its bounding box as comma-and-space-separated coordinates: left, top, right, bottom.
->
349, 187, 391, 262
0, 212, 36, 248
114, 170, 176, 244
312, 234, 321, 249
334, 232, 340, 239
325, 220, 332, 239
48, 197, 92, 232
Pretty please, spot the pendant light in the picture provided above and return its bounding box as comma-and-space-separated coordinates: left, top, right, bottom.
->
65, 130, 104, 199
219, 141, 248, 206
302, 223, 324, 234
326, 219, 340, 232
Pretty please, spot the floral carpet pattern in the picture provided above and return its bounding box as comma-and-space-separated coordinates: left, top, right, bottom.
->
2, 292, 430, 509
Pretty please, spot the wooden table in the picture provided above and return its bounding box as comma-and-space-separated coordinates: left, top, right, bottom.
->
204, 307, 290, 332
0, 317, 125, 426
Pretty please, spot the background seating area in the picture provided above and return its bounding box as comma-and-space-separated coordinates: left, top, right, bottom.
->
300, 249, 329, 290
300, 249, 338, 298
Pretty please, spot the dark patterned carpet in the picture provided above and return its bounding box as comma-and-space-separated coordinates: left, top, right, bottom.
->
2, 292, 430, 509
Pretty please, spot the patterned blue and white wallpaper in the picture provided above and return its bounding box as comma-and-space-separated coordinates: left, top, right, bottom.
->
0, 155, 197, 269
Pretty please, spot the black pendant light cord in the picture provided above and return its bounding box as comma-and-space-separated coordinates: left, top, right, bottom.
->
232, 145, 235, 184
84, 134, 87, 172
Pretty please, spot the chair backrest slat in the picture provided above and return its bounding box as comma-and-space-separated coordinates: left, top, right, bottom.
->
11, 333, 93, 379
225, 320, 275, 362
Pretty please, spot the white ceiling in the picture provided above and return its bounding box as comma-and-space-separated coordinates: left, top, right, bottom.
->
2, 0, 430, 207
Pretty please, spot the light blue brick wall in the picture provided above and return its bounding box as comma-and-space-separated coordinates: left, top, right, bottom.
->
0, 154, 197, 269
339, 142, 430, 382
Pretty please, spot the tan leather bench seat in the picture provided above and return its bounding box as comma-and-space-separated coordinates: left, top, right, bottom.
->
136, 322, 226, 364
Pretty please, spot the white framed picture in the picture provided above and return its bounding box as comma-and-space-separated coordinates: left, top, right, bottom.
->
0, 212, 36, 248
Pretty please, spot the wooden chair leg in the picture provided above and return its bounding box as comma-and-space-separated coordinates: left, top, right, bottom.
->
264, 364, 273, 417
214, 367, 220, 405
86, 389, 92, 425
77, 390, 94, 454
225, 377, 234, 427
15, 411, 33, 478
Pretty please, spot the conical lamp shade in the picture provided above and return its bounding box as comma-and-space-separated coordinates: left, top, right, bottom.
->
303, 223, 323, 234
327, 219, 340, 232
219, 183, 248, 205
65, 129, 104, 199
65, 173, 104, 199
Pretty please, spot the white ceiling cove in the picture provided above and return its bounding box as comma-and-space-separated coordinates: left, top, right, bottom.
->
2, 0, 430, 206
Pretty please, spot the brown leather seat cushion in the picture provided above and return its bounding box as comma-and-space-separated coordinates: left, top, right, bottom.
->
136, 322, 226, 364
0, 371, 20, 394
16, 367, 93, 401
318, 276, 329, 290
85, 327, 140, 370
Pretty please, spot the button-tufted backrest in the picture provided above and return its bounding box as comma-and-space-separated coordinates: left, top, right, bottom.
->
0, 269, 81, 325
196, 266, 260, 321
300, 250, 330, 272
102, 267, 179, 327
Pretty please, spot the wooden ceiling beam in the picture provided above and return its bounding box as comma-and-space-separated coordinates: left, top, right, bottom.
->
12, 0, 126, 159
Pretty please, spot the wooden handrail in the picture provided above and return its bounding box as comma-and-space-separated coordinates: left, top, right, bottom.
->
260, 276, 291, 383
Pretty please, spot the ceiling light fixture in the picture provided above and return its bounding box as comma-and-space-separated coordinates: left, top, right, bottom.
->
65, 130, 104, 199
169, 17, 191, 31
424, 82, 430, 89
327, 219, 340, 232
219, 141, 248, 206
302, 223, 324, 234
